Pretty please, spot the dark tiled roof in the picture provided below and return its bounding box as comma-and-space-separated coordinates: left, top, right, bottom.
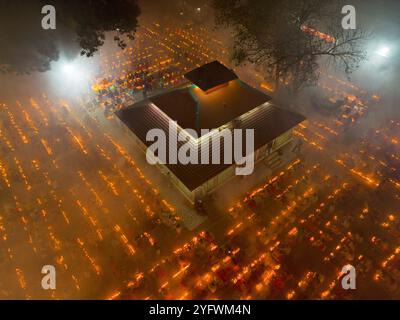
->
115, 103, 305, 191
149, 80, 272, 136
184, 61, 238, 92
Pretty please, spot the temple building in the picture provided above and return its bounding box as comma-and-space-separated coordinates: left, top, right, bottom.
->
115, 61, 305, 203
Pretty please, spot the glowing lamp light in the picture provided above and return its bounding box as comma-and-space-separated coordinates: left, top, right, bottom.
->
62, 63, 75, 75
377, 47, 390, 58
51, 56, 98, 96
59, 61, 85, 83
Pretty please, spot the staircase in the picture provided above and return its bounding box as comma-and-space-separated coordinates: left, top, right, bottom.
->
265, 151, 282, 170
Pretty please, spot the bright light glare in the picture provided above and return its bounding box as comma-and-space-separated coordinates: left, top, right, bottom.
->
59, 61, 86, 83
51, 57, 97, 97
62, 63, 75, 74
377, 47, 390, 58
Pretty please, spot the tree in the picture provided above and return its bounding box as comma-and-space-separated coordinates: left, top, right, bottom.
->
0, 0, 140, 74
213, 0, 370, 92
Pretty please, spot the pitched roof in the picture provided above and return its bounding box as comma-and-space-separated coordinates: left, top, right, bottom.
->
184, 60, 238, 92
149, 80, 272, 136
115, 102, 305, 191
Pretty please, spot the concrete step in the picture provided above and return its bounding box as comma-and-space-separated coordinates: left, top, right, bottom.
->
265, 152, 282, 169
269, 159, 282, 170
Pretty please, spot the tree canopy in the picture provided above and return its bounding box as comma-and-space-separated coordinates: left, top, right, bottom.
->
0, 0, 140, 74
213, 0, 370, 91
